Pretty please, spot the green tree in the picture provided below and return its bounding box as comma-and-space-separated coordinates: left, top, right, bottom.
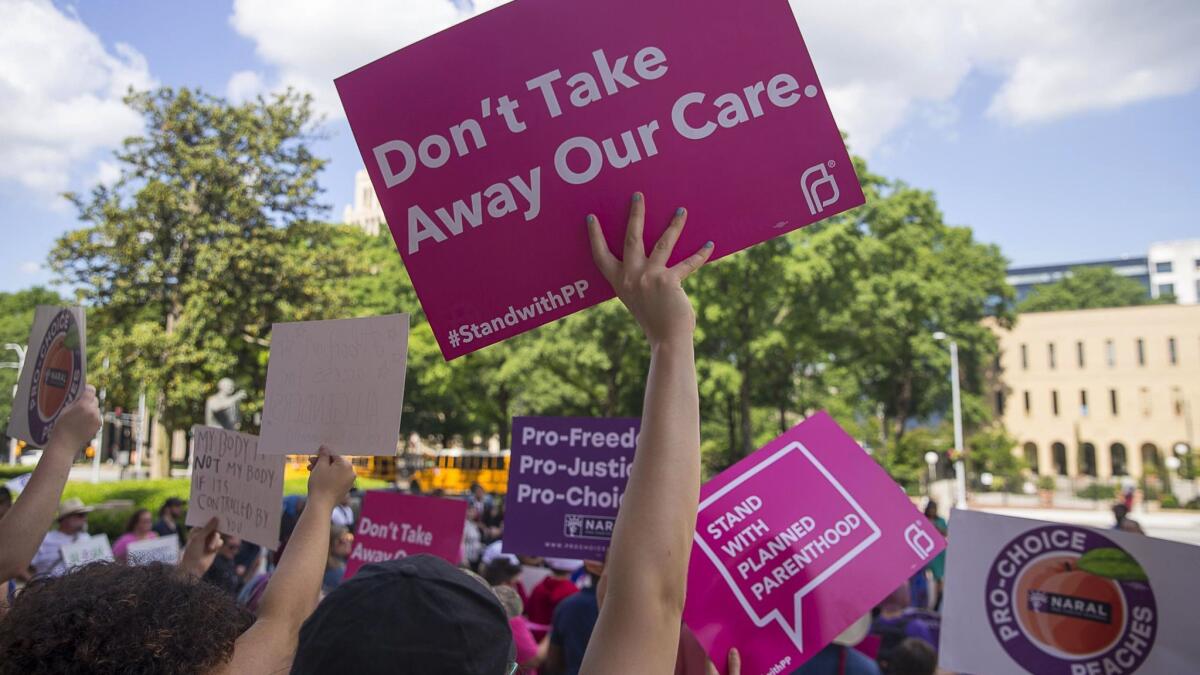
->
49, 88, 350, 474
826, 181, 1015, 447
967, 425, 1026, 492
1020, 266, 1167, 312
0, 287, 67, 431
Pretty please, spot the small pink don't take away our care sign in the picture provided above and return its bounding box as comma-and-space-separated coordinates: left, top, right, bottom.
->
336, 0, 864, 360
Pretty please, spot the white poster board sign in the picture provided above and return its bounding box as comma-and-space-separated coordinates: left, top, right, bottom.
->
941, 509, 1200, 675
61, 534, 113, 569
185, 426, 285, 550
259, 314, 410, 456
126, 536, 180, 565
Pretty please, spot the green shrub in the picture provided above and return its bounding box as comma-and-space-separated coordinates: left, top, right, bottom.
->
1076, 484, 1118, 500
1160, 494, 1180, 509
1185, 497, 1200, 511
1037, 476, 1057, 491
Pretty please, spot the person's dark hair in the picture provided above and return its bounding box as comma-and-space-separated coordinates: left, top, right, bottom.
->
483, 557, 521, 586
159, 497, 184, 517
887, 637, 937, 675
0, 562, 253, 675
0, 486, 12, 505
124, 508, 151, 533
924, 500, 938, 517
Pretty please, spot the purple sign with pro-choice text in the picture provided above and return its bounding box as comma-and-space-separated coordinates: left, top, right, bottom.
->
683, 412, 946, 675
504, 417, 640, 559
335, 0, 864, 360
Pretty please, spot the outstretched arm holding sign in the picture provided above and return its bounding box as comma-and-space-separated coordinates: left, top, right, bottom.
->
0, 387, 100, 583
580, 194, 713, 675
221, 447, 355, 674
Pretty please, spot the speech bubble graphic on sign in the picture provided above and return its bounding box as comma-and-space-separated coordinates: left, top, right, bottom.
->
693, 442, 882, 653
684, 413, 945, 675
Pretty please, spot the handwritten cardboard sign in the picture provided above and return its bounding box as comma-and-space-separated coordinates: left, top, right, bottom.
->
682, 412, 945, 675
941, 510, 1200, 675
7, 306, 86, 446
259, 315, 410, 456
62, 534, 113, 569
335, 0, 864, 360
345, 491, 468, 578
185, 426, 285, 550
504, 416, 639, 559
126, 536, 180, 566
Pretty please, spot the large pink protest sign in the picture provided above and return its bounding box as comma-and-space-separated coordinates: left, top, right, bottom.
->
683, 413, 945, 675
335, 0, 864, 360
345, 491, 467, 578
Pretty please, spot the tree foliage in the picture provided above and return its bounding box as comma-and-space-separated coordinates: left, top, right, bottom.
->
1020, 266, 1167, 312
49, 88, 350, 434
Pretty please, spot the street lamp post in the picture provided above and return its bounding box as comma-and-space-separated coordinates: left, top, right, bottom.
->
924, 451, 939, 496
934, 332, 968, 509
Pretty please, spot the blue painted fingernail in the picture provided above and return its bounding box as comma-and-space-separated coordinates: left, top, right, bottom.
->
676, 207, 685, 217
632, 192, 642, 202
704, 241, 714, 248
586, 214, 596, 224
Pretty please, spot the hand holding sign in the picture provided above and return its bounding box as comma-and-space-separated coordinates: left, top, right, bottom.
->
48, 384, 101, 453
306, 446, 356, 507
587, 194, 713, 347
180, 517, 224, 579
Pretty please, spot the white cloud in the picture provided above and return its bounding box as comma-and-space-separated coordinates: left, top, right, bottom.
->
227, 0, 1200, 155
226, 69, 266, 103
795, 0, 1200, 153
18, 260, 41, 274
0, 0, 155, 201
229, 0, 493, 118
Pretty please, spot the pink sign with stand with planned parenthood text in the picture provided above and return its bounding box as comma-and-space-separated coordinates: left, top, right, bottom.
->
682, 412, 945, 675
335, 0, 863, 360
344, 491, 468, 579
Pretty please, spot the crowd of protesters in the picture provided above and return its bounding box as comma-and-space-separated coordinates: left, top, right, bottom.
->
0, 196, 1149, 674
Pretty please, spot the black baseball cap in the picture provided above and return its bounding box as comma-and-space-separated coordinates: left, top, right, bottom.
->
291, 554, 515, 675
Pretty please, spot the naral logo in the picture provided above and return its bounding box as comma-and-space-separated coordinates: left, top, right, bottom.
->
27, 309, 83, 446
985, 525, 1156, 675
563, 514, 615, 540
801, 162, 840, 215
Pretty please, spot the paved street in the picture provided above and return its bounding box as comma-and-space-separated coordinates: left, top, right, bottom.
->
975, 506, 1200, 547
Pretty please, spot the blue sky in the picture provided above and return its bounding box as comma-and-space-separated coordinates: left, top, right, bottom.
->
1, 0, 1197, 293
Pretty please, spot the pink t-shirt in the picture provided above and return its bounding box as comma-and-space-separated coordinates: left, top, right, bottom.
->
113, 531, 158, 560
509, 615, 540, 674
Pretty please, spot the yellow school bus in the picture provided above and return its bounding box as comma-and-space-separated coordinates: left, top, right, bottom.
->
285, 451, 507, 495
410, 449, 510, 495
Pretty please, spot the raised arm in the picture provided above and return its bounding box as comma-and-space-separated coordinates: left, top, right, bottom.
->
224, 446, 354, 673
580, 194, 713, 674
0, 386, 100, 582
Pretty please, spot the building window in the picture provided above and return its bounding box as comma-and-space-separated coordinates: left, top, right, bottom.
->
1081, 443, 1097, 477
1168, 337, 1177, 365
1023, 442, 1039, 474
1020, 344, 1028, 370
1080, 390, 1088, 416
995, 390, 1006, 416
1052, 442, 1068, 476
1076, 341, 1085, 368
1140, 387, 1151, 417
1111, 443, 1128, 476
1155, 261, 1173, 273
1175, 387, 1184, 416
1024, 391, 1032, 415
1048, 343, 1056, 370
1106, 340, 1115, 367
1051, 390, 1059, 416
1158, 283, 1174, 297
1110, 389, 1118, 416
1136, 338, 1145, 366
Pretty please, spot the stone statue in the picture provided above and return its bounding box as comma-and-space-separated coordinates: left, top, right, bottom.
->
205, 377, 247, 430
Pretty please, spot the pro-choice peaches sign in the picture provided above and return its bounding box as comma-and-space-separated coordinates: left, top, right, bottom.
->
335, 0, 864, 360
